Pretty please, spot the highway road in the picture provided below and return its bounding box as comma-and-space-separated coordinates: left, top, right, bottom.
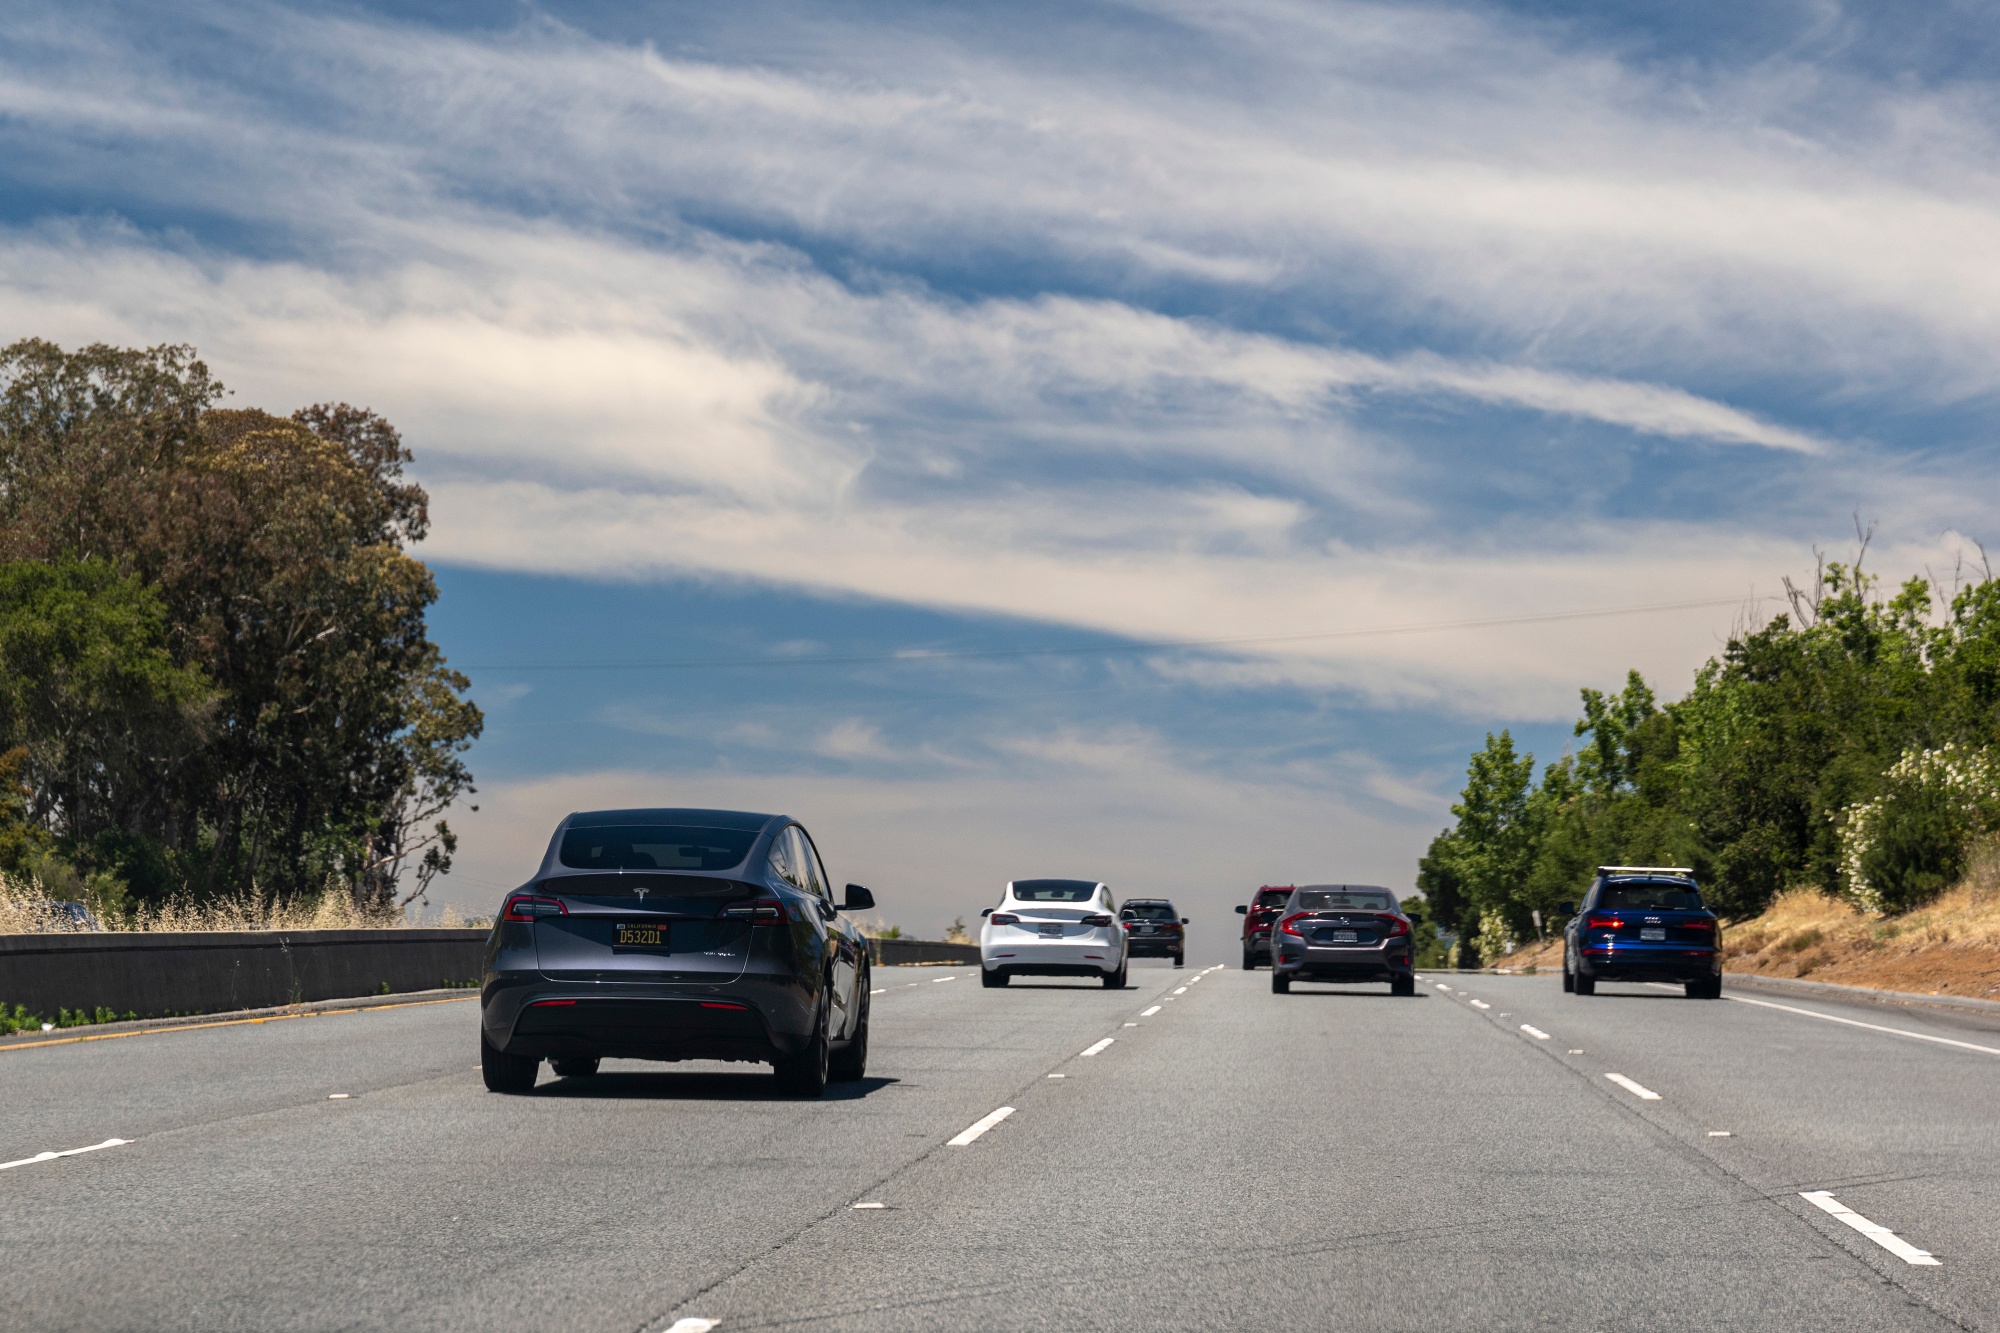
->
4, 964, 1998, 1331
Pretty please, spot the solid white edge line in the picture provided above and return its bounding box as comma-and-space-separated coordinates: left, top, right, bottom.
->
1520, 1024, 1550, 1040
947, 1106, 1015, 1146
1140, 1005, 1162, 1017
0, 1137, 131, 1172
1604, 1073, 1662, 1100
1800, 1191, 1941, 1266
1727, 994, 2000, 1057
1080, 1038, 1115, 1057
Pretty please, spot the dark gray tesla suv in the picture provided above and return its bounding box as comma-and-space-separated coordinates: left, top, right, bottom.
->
479, 808, 875, 1097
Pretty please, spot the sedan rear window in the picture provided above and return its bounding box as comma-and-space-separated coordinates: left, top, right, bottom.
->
1295, 890, 1394, 911
1011, 879, 1099, 901
559, 825, 759, 871
1601, 883, 1704, 910
1121, 903, 1177, 920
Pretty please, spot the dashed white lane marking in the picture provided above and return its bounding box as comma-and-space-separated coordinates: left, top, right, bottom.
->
1605, 1073, 1661, 1100
328, 1093, 350, 1100
1140, 1005, 1162, 1017
665, 1319, 720, 1333
1080, 1038, 1115, 1057
1469, 1000, 1491, 1010
851, 1201, 886, 1210
1728, 994, 2000, 1058
932, 976, 956, 983
871, 988, 885, 994
1173, 987, 1188, 995
1046, 1073, 1065, 1079
1800, 1191, 1941, 1266
1123, 1023, 1138, 1027
1708, 1131, 1732, 1137
0, 1138, 130, 1172
948, 1106, 1015, 1146
1520, 1024, 1550, 1040
1433, 983, 1452, 992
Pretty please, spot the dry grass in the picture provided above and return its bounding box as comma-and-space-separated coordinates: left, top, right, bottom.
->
1491, 843, 2000, 998
0, 875, 481, 934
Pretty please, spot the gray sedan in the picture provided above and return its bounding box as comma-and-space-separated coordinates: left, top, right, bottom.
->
1269, 885, 1416, 996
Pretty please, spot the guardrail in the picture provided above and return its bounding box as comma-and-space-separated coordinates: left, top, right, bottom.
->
870, 938, 980, 967
0, 930, 488, 1019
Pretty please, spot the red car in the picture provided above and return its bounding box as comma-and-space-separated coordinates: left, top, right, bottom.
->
1234, 884, 1296, 969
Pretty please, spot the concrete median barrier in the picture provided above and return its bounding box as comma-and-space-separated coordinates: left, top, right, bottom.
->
870, 938, 980, 967
0, 929, 488, 1019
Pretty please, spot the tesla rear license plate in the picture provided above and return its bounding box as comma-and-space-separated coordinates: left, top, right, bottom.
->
614, 923, 670, 953
1640, 928, 1666, 941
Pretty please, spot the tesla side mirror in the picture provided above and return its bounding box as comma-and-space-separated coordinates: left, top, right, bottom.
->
980, 907, 993, 917
1556, 900, 1575, 916
842, 884, 875, 911
1181, 917, 1189, 924
1235, 904, 1248, 914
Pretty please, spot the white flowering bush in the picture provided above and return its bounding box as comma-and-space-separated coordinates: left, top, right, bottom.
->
1839, 744, 2000, 913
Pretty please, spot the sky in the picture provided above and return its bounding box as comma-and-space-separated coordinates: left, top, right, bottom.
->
4, 0, 1999, 955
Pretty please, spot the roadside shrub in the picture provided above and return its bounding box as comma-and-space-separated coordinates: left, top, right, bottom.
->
1839, 745, 2000, 914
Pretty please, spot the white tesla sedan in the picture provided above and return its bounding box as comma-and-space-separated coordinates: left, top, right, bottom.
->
979, 879, 1127, 988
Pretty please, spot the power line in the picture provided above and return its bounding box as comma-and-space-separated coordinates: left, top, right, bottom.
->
459, 592, 1775, 674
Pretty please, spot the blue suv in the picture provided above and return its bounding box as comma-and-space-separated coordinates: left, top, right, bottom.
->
1561, 866, 1722, 999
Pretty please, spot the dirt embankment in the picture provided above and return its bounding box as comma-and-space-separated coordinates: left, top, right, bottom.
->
1492, 870, 2000, 1000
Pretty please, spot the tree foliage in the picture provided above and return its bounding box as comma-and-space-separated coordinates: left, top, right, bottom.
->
0, 339, 481, 913
1423, 551, 2000, 932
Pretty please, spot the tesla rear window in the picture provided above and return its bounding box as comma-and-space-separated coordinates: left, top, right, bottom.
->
1122, 903, 1177, 920
1012, 880, 1098, 901
1601, 883, 1704, 910
1295, 890, 1394, 911
558, 826, 759, 871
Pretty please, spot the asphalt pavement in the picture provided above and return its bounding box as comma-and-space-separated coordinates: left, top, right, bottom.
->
3, 964, 1995, 1331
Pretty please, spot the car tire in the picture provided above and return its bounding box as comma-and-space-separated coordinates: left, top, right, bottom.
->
1390, 975, 1415, 997
1574, 972, 1596, 996
1242, 947, 1257, 971
550, 1056, 599, 1078
774, 992, 830, 1098
981, 967, 1008, 988
1173, 953, 1184, 968
1102, 963, 1126, 989
480, 1033, 539, 1094
1688, 976, 1721, 1000
830, 984, 869, 1082
1272, 972, 1290, 994
1561, 957, 1575, 992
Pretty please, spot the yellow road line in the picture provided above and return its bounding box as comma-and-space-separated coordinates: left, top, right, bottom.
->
0, 994, 477, 1053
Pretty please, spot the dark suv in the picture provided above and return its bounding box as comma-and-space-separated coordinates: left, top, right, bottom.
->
1119, 899, 1188, 966
1561, 866, 1721, 999
1234, 885, 1296, 969
480, 807, 876, 1096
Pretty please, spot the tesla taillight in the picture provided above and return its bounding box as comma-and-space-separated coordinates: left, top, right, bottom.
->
1083, 913, 1112, 927
721, 899, 787, 922
990, 912, 1019, 926
502, 894, 567, 922
1378, 915, 1410, 938
1586, 913, 1623, 929
530, 999, 575, 1007
700, 1002, 747, 1010
1278, 912, 1308, 937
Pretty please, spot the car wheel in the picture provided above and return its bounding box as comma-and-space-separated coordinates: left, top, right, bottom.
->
774, 992, 830, 1098
1391, 975, 1415, 997
1242, 947, 1257, 971
1173, 953, 1184, 968
1102, 963, 1126, 989
1561, 956, 1575, 992
981, 967, 1008, 987
830, 984, 869, 1082
550, 1056, 599, 1078
1574, 971, 1595, 996
1688, 976, 1721, 1000
1272, 972, 1290, 994
480, 1033, 539, 1094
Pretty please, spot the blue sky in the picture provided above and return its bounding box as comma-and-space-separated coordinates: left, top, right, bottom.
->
5, 0, 1998, 946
